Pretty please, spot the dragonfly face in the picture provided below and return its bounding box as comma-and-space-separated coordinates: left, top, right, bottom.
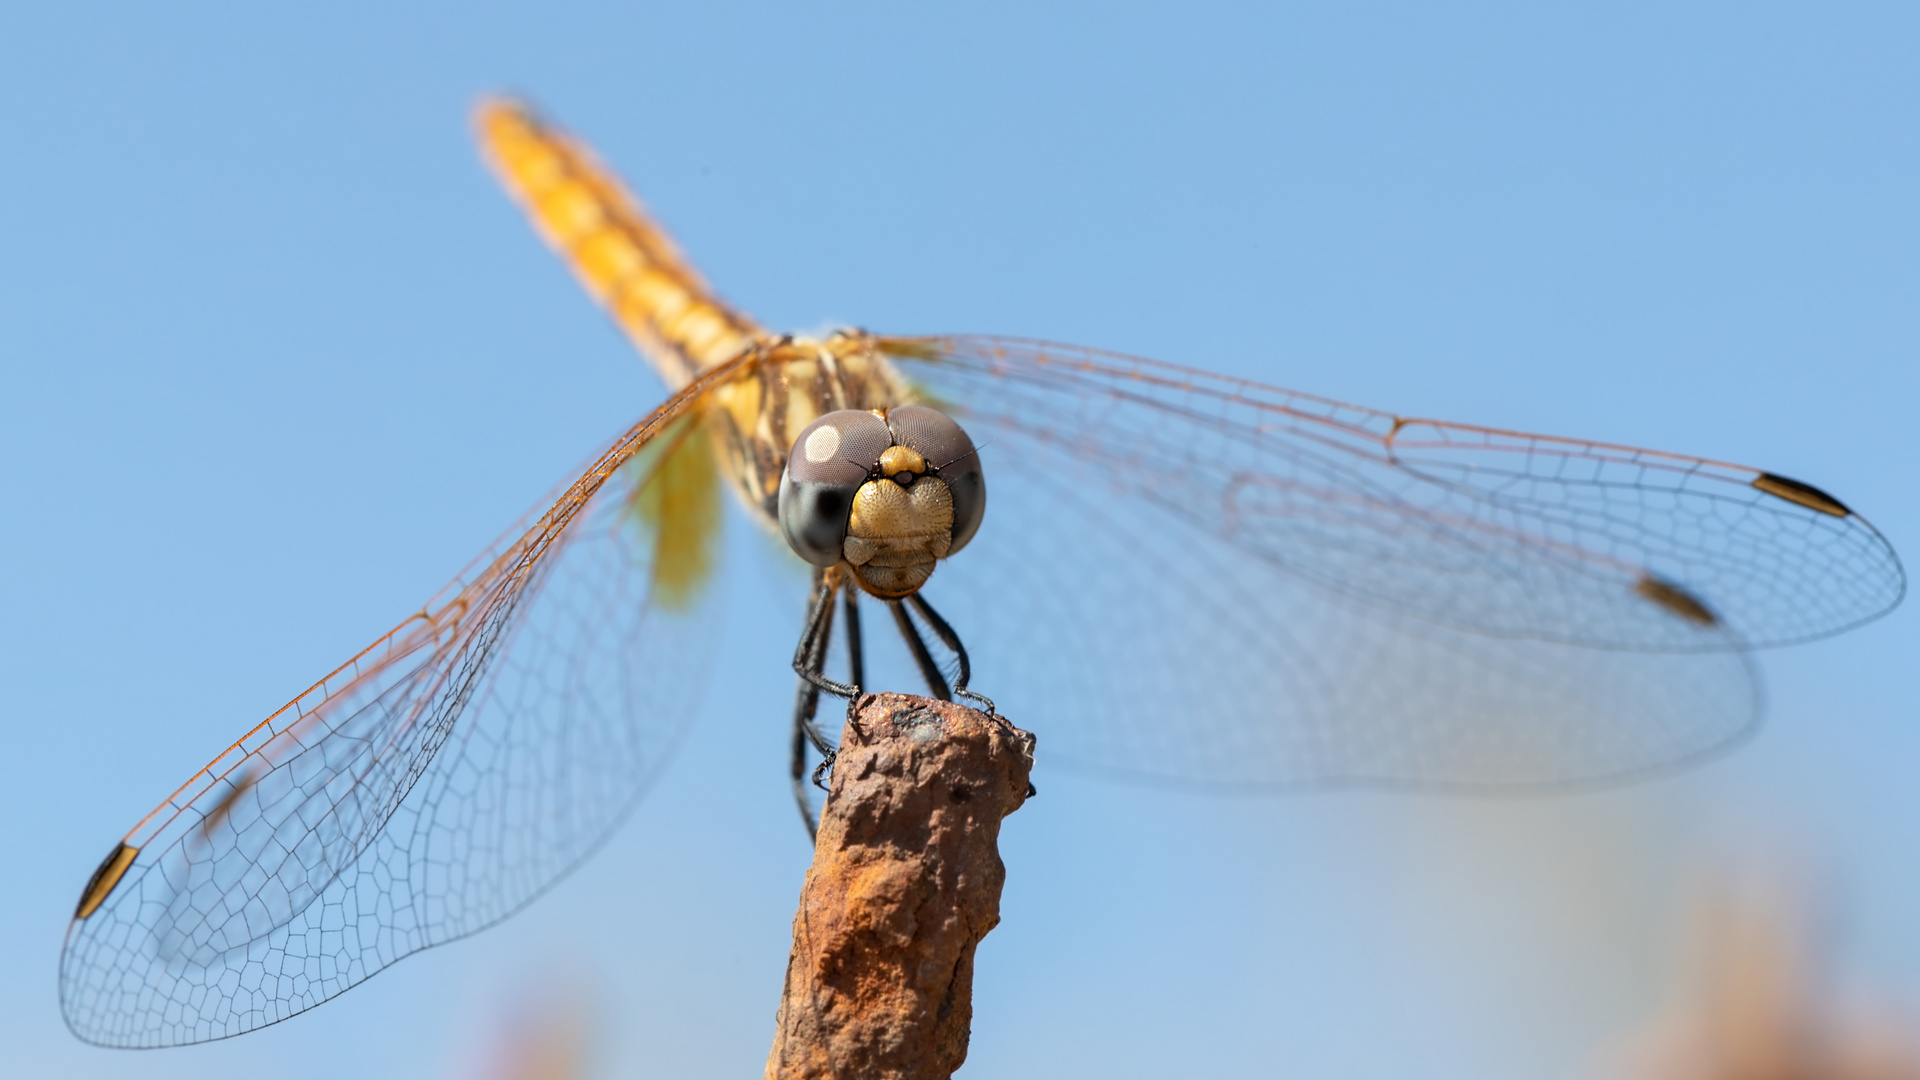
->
779, 405, 986, 598
54, 97, 1906, 1050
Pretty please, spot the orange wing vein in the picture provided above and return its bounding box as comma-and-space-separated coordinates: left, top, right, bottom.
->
60, 352, 757, 1048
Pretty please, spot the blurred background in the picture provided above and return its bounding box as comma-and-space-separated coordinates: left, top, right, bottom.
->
2, 2, 1917, 1077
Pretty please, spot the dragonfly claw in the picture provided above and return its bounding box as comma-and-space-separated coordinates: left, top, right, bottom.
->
810, 749, 838, 792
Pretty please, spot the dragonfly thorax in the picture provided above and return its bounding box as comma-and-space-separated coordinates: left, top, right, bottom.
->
778, 405, 985, 598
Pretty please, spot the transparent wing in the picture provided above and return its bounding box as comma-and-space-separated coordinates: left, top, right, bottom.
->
889, 336, 1900, 651
59, 358, 745, 1048
884, 335, 1901, 787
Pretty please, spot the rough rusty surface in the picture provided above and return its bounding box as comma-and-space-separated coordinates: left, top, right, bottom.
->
765, 693, 1035, 1080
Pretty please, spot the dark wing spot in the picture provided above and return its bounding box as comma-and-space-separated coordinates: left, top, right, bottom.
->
1634, 574, 1720, 627
1752, 472, 1851, 517
74, 842, 138, 920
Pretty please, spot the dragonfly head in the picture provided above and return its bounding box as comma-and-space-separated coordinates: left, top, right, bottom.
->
778, 406, 985, 598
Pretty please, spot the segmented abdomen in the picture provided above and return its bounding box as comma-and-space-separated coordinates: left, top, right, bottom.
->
475, 99, 764, 388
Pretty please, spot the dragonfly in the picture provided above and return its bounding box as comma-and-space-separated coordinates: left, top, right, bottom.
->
59, 99, 1904, 1049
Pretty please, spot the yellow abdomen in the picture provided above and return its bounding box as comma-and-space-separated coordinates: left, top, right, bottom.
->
474, 98, 765, 389
475, 101, 915, 529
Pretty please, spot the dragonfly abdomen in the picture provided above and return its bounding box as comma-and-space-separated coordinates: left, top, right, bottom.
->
475, 98, 763, 387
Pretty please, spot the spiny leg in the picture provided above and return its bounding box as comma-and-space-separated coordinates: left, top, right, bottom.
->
905, 592, 1029, 796
793, 572, 859, 702
789, 572, 843, 838
905, 592, 995, 715
803, 586, 873, 800
842, 586, 864, 690
888, 598, 953, 702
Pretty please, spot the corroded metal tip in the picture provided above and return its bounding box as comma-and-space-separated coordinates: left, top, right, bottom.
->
765, 694, 1033, 1080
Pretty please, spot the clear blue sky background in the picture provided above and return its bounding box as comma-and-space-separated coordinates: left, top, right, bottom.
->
2, 3, 1917, 1077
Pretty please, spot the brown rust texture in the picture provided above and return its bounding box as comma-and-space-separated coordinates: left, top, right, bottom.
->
765, 693, 1035, 1080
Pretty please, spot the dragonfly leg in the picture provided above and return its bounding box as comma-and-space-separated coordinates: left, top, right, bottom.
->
904, 593, 1027, 796
792, 572, 859, 704
887, 599, 953, 702
842, 586, 864, 690
905, 593, 996, 716
789, 724, 819, 841
790, 572, 851, 837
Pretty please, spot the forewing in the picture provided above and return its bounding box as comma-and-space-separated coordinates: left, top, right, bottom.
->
883, 335, 1898, 787
59, 360, 742, 1047
886, 336, 1901, 652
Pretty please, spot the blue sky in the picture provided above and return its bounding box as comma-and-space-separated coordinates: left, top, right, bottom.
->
2, 3, 1917, 1077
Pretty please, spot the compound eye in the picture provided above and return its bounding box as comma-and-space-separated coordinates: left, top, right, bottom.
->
886, 405, 986, 556
778, 410, 894, 566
